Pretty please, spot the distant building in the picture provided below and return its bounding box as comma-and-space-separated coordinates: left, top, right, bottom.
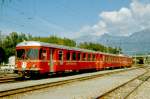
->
8, 56, 15, 65
132, 55, 150, 64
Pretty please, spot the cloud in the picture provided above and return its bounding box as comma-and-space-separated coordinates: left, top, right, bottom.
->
76, 21, 108, 37
78, 0, 150, 37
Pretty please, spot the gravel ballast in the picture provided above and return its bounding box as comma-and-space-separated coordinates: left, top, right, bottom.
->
1, 68, 146, 99
127, 72, 150, 99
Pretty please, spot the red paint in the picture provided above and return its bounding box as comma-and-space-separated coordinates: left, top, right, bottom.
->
15, 41, 133, 76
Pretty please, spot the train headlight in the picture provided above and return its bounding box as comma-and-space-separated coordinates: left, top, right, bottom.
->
22, 62, 27, 70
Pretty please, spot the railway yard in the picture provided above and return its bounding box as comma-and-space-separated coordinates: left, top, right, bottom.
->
1, 0, 150, 99
0, 65, 149, 99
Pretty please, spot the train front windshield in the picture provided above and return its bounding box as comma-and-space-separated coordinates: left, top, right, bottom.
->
17, 49, 39, 60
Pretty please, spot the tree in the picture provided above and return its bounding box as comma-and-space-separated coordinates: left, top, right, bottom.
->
1, 32, 30, 62
31, 35, 76, 47
78, 42, 122, 54
0, 47, 5, 64
0, 31, 4, 47
0, 31, 122, 63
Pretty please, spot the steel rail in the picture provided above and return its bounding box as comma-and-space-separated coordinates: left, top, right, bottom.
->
0, 67, 142, 97
124, 69, 150, 99
96, 66, 149, 99
0, 77, 20, 84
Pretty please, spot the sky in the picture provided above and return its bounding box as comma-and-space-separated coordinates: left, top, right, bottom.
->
0, 0, 150, 38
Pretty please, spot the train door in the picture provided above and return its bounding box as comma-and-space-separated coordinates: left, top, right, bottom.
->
50, 48, 54, 72
39, 48, 49, 73
99, 54, 103, 69
58, 50, 63, 65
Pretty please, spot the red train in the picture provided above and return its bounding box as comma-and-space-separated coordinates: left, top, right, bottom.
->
14, 41, 133, 78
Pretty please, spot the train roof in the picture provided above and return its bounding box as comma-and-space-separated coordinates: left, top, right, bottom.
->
16, 41, 131, 58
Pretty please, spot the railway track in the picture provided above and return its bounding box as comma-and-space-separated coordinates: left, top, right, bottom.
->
96, 67, 150, 99
0, 67, 143, 98
0, 76, 21, 84
0, 77, 16, 84
0, 73, 20, 84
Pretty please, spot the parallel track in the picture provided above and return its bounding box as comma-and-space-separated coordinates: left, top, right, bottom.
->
96, 67, 149, 99
0, 67, 141, 98
0, 77, 19, 84
124, 74, 150, 99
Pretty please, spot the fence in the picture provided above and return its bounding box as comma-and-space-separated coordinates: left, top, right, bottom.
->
0, 64, 15, 74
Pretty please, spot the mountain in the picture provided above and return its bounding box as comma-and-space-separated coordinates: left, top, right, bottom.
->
75, 29, 150, 55
126, 29, 150, 54
75, 34, 99, 43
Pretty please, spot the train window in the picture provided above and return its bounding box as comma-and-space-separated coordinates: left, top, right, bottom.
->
58, 50, 63, 61
40, 49, 47, 60
99, 55, 101, 61
26, 49, 39, 60
72, 52, 76, 60
111, 57, 112, 62
77, 53, 81, 61
17, 49, 25, 59
82, 53, 86, 61
88, 54, 91, 61
92, 54, 96, 61
105, 56, 108, 62
66, 51, 70, 60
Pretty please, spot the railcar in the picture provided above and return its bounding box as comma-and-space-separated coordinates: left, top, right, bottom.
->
14, 41, 133, 78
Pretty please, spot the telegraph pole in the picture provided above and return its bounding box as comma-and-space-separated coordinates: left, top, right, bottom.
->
135, 53, 136, 65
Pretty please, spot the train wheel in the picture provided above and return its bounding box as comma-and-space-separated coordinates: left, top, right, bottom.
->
25, 75, 31, 79
18, 71, 25, 78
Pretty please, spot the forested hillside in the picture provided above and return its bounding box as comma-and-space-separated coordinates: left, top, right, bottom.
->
0, 32, 121, 63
